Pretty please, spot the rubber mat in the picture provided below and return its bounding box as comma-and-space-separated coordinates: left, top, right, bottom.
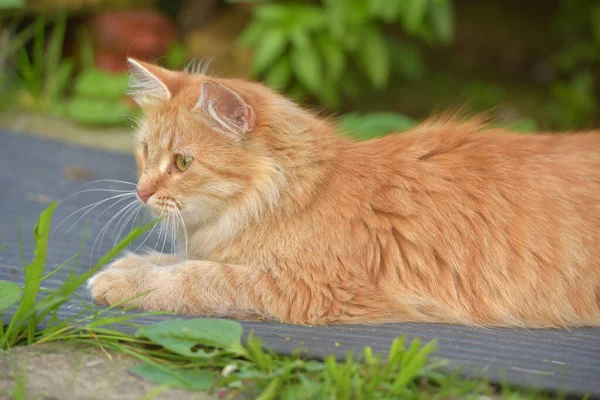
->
0, 131, 598, 397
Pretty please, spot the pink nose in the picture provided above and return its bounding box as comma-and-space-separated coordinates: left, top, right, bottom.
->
136, 187, 154, 203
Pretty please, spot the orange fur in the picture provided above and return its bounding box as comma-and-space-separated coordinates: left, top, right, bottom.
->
88, 60, 600, 327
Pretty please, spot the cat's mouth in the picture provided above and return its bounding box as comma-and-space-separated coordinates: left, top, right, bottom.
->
145, 196, 182, 217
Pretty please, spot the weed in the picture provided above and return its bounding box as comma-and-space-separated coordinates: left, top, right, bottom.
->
0, 204, 578, 399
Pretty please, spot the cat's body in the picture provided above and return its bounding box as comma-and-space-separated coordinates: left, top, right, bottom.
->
88, 59, 600, 327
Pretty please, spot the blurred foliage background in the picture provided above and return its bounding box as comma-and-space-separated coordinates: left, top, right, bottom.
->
0, 0, 599, 138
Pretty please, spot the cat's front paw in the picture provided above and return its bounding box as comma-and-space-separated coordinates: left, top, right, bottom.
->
87, 253, 151, 306
87, 267, 141, 306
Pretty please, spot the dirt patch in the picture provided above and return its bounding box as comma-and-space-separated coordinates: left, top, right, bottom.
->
0, 342, 214, 400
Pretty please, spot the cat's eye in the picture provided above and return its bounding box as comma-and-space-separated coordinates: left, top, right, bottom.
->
142, 144, 148, 159
175, 154, 193, 171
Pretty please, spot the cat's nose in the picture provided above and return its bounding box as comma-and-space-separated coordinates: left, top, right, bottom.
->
136, 187, 154, 203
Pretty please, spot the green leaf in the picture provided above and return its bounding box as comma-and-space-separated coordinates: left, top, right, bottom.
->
0, 0, 24, 8
290, 36, 322, 93
130, 362, 216, 390
46, 59, 73, 102
315, 34, 345, 82
404, 0, 428, 33
357, 26, 390, 89
495, 118, 539, 134
264, 56, 292, 89
164, 43, 187, 69
45, 11, 67, 92
429, 0, 454, 43
252, 31, 288, 76
338, 112, 417, 140
368, 0, 401, 22
135, 318, 247, 358
393, 339, 437, 391
237, 22, 269, 48
0, 281, 21, 312
254, 4, 290, 22
73, 69, 129, 100
3, 202, 56, 346
390, 40, 426, 80
592, 4, 600, 43
66, 98, 134, 126
257, 377, 282, 400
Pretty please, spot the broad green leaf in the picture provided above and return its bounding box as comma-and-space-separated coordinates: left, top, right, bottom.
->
237, 22, 269, 48
130, 362, 216, 390
164, 43, 186, 69
0, 0, 24, 8
429, 0, 454, 43
264, 56, 292, 89
286, 6, 328, 33
252, 31, 288, 76
255, 4, 291, 22
592, 5, 600, 43
495, 118, 538, 134
0, 281, 21, 311
135, 318, 247, 358
338, 112, 417, 140
315, 34, 345, 82
368, 0, 401, 22
66, 98, 135, 126
315, 80, 341, 109
290, 36, 322, 93
357, 26, 390, 89
390, 40, 426, 80
73, 69, 129, 100
404, 0, 428, 33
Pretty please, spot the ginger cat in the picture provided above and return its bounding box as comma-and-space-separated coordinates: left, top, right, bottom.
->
88, 58, 600, 328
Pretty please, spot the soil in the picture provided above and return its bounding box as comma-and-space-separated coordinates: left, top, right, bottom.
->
0, 342, 215, 400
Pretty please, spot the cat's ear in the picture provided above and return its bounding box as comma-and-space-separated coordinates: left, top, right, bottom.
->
127, 58, 172, 106
196, 81, 255, 137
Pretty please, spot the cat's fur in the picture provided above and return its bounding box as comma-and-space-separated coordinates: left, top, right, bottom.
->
88, 59, 600, 327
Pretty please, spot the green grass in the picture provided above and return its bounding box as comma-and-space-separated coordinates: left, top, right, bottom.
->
0, 203, 581, 399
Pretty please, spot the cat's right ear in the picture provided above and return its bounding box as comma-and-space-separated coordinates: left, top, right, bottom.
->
127, 58, 172, 106
196, 80, 255, 138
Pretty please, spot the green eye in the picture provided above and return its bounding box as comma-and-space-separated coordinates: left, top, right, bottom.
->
175, 154, 193, 171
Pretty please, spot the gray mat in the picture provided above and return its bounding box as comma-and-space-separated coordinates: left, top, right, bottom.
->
1, 131, 599, 397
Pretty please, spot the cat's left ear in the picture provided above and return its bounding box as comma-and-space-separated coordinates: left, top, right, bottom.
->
196, 80, 255, 137
127, 58, 173, 106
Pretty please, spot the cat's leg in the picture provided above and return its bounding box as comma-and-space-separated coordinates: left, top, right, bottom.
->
110, 251, 181, 268
87, 258, 365, 324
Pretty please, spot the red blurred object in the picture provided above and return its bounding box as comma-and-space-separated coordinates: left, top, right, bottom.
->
87, 10, 176, 73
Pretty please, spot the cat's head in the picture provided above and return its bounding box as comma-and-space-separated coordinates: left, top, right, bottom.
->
126, 58, 294, 229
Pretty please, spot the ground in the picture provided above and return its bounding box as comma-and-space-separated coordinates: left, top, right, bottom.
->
0, 342, 214, 400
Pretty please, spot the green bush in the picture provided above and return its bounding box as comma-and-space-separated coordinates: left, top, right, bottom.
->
549, 0, 600, 128
235, 0, 454, 108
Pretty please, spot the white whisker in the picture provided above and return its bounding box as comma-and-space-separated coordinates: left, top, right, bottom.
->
90, 194, 136, 228
113, 202, 143, 246
52, 192, 136, 234
175, 208, 189, 271
71, 179, 137, 189
59, 188, 134, 204
133, 210, 164, 253
90, 199, 138, 265
156, 211, 171, 265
